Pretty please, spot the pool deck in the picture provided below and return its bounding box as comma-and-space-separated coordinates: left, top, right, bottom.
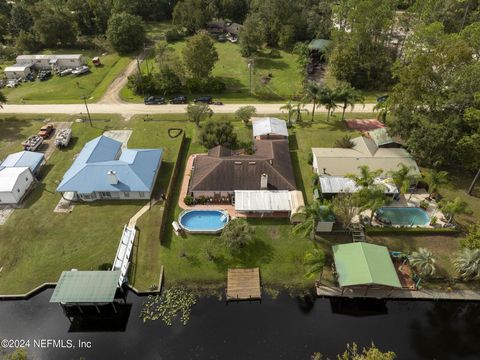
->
316, 284, 480, 301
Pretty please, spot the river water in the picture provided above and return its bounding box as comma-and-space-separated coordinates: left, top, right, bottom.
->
0, 289, 479, 359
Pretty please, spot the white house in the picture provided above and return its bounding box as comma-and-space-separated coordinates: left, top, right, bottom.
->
0, 167, 34, 204
3, 64, 33, 79
16, 54, 86, 70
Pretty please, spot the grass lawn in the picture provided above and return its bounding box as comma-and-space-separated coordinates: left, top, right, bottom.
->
120, 40, 303, 104
0, 115, 182, 294
1, 52, 131, 104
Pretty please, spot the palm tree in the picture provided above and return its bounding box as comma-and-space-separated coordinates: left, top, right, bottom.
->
334, 135, 355, 148
0, 91, 6, 109
292, 102, 309, 123
304, 247, 326, 279
293, 201, 330, 240
439, 197, 470, 224
452, 248, 480, 280
346, 165, 383, 188
320, 87, 337, 122
373, 99, 389, 123
333, 82, 365, 122
388, 163, 419, 199
280, 100, 294, 127
423, 170, 448, 198
409, 248, 436, 278
357, 185, 390, 224
303, 81, 322, 122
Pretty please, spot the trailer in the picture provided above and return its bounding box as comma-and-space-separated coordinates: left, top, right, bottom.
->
21, 135, 43, 151
55, 128, 72, 148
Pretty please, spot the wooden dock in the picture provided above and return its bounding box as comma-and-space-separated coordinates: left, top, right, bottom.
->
227, 268, 261, 301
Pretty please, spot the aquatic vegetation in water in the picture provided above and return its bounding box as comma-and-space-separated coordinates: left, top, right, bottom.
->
140, 288, 197, 325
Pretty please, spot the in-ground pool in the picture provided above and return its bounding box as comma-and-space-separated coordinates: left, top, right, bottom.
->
178, 209, 229, 233
376, 207, 430, 226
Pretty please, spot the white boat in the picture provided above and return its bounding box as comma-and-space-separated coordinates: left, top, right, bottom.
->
55, 128, 72, 147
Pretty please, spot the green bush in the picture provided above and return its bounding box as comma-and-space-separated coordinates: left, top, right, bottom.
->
365, 226, 458, 235
165, 27, 185, 43
307, 152, 313, 165
183, 195, 194, 206
186, 77, 226, 93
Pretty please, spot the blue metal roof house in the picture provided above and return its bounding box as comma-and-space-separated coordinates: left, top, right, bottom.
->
56, 136, 163, 201
1, 151, 44, 174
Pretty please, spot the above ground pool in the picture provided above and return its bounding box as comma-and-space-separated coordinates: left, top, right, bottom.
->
178, 210, 229, 234
376, 207, 430, 226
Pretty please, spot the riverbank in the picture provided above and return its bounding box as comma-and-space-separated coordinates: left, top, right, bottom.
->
316, 285, 480, 301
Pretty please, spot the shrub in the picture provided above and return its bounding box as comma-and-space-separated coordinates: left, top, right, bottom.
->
334, 135, 355, 149
196, 196, 206, 205
240, 140, 254, 155
165, 27, 185, 42
460, 224, 480, 249
186, 77, 226, 93
307, 152, 314, 165
199, 121, 238, 149
183, 195, 194, 206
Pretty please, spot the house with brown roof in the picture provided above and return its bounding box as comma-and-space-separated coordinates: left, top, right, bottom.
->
188, 140, 296, 202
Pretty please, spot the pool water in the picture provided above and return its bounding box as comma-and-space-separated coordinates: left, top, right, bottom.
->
179, 210, 229, 233
377, 207, 430, 226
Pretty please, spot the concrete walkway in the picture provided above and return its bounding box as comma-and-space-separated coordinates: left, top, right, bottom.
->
128, 199, 162, 228
316, 285, 480, 301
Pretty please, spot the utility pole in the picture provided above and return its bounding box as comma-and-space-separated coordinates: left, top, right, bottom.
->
81, 96, 92, 127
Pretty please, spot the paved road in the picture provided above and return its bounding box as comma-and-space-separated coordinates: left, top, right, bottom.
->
1, 102, 376, 117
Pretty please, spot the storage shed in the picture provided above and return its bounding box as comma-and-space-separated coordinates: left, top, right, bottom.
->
3, 64, 33, 79
0, 167, 34, 204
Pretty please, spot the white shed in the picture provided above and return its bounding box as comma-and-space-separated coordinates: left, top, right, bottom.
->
0, 167, 34, 204
3, 64, 33, 79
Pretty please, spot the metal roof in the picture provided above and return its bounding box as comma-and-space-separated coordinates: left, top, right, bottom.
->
4, 64, 33, 71
1, 151, 44, 173
367, 128, 395, 147
252, 117, 289, 137
50, 271, 120, 304
17, 54, 83, 61
234, 190, 292, 211
0, 167, 31, 192
312, 135, 420, 177
319, 176, 398, 194
333, 243, 401, 288
56, 136, 163, 193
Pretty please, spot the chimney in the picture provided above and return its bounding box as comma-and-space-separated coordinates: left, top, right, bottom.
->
107, 170, 118, 184
260, 173, 268, 189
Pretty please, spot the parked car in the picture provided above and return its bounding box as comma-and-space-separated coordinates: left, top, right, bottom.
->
377, 95, 389, 103
38, 124, 54, 139
38, 70, 52, 81
72, 66, 90, 76
59, 68, 73, 77
6, 79, 19, 88
170, 96, 188, 104
193, 96, 213, 104
144, 96, 166, 105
